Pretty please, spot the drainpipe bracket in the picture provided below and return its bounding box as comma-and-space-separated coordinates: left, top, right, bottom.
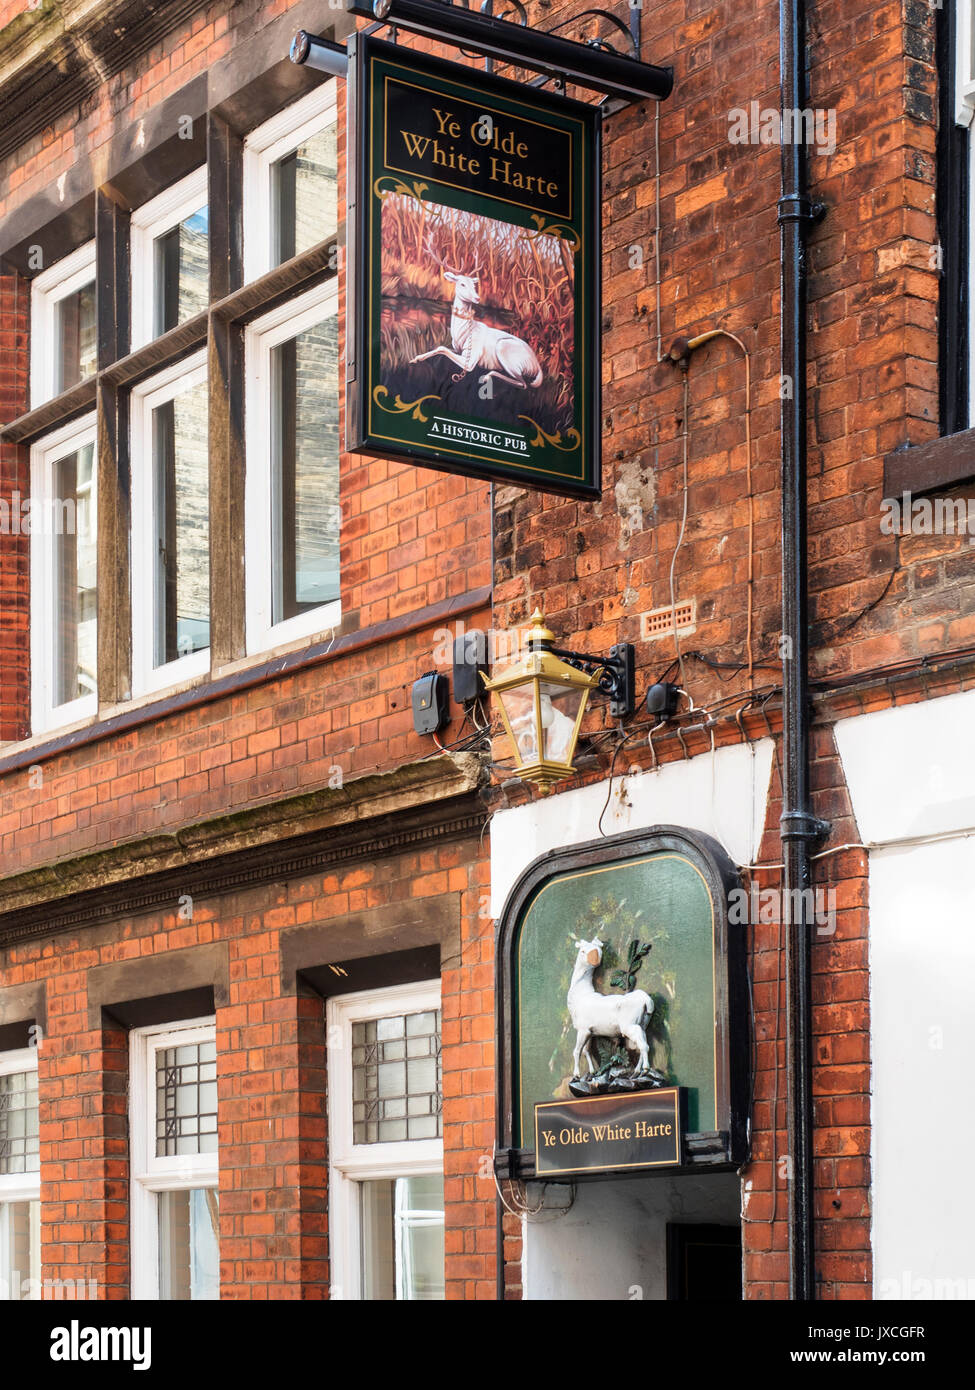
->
776, 195, 828, 227
779, 811, 832, 843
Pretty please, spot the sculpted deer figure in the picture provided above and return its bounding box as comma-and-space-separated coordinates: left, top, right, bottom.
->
567, 938, 654, 1079
410, 237, 544, 390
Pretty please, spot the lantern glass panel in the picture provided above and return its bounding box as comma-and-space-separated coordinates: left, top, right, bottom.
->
538, 681, 587, 764
498, 683, 541, 765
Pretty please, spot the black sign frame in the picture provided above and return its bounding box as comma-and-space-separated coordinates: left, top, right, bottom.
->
494, 826, 750, 1183
347, 33, 602, 499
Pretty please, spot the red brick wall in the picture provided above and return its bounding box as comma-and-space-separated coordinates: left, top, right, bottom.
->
3, 833, 494, 1298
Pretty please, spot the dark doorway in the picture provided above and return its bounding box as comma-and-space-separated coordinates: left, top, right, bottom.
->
666, 1223, 742, 1300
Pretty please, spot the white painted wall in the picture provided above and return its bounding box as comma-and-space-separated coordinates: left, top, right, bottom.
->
835, 693, 975, 1299
493, 747, 766, 1299
522, 1173, 741, 1301
490, 739, 775, 916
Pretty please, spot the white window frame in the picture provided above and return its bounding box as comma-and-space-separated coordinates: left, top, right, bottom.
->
129, 1018, 218, 1301
243, 82, 338, 282
326, 980, 443, 1301
244, 277, 341, 656
30, 240, 97, 408
130, 351, 210, 697
130, 166, 208, 350
29, 413, 98, 735
0, 1047, 41, 1303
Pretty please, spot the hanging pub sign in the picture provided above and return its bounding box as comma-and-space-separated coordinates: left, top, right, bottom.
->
346, 33, 601, 499
495, 827, 750, 1182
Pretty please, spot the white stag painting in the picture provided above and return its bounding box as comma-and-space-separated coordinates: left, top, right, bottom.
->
378, 195, 574, 438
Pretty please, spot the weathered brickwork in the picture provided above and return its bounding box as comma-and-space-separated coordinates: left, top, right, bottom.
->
0, 0, 963, 1302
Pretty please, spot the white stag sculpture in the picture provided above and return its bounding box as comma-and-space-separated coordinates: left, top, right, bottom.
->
568, 937, 653, 1079
410, 239, 544, 391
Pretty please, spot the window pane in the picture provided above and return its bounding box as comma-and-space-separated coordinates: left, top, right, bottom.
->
155, 1042, 218, 1157
154, 207, 209, 336
352, 1009, 441, 1145
55, 282, 96, 392
152, 382, 209, 667
0, 1200, 40, 1301
270, 315, 339, 625
158, 1188, 219, 1300
360, 1176, 444, 1300
0, 1070, 40, 1176
52, 444, 97, 707
273, 124, 337, 265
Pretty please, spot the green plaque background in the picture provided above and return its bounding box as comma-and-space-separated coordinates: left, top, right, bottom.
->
515, 853, 718, 1148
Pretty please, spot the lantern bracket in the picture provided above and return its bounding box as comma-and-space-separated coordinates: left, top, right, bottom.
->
546, 641, 635, 720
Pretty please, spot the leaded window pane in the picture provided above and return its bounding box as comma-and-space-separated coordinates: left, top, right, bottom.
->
0, 1071, 40, 1175
352, 1009, 441, 1145
155, 1041, 218, 1157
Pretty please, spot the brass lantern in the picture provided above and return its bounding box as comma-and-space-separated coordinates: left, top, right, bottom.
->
483, 609, 599, 786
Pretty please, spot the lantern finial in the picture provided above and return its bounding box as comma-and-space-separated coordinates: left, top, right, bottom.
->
527, 607, 556, 647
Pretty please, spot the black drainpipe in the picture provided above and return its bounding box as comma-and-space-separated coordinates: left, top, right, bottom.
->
777, 0, 829, 1301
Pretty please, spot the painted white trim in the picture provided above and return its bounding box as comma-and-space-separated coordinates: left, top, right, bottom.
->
957, 2, 975, 127
129, 1018, 217, 1301
0, 1047, 40, 1204
29, 414, 98, 736
326, 980, 442, 1301
243, 82, 338, 282
834, 693, 975, 1297
243, 277, 341, 656
30, 240, 96, 408
130, 352, 210, 698
130, 166, 208, 350
489, 739, 776, 916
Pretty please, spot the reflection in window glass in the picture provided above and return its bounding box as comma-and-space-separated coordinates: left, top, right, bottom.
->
158, 1188, 219, 1300
55, 283, 97, 392
152, 382, 209, 667
51, 444, 96, 709
360, 1176, 444, 1300
270, 316, 339, 625
154, 207, 209, 336
272, 124, 337, 265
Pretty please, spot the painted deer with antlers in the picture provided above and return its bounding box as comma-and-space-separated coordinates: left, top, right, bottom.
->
410, 235, 544, 390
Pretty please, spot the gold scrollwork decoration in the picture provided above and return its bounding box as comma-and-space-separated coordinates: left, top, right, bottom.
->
373, 177, 430, 205
518, 416, 582, 452
373, 385, 441, 422
525, 215, 581, 253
